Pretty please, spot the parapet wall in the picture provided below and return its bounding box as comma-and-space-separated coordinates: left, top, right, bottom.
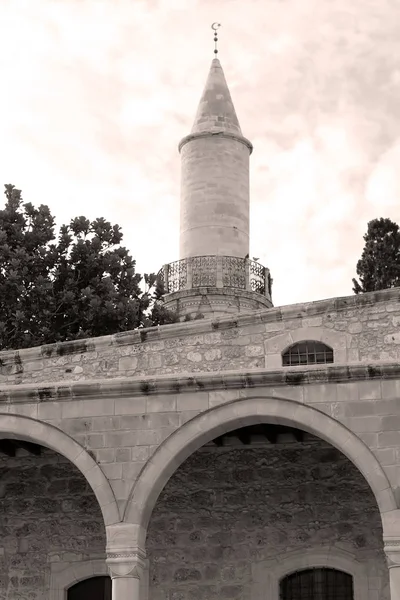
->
1, 288, 400, 387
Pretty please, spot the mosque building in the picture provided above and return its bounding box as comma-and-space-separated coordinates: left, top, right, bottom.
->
1, 27, 400, 600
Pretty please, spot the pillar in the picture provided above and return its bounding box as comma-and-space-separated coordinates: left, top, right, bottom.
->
106, 523, 147, 600
384, 510, 400, 600
386, 541, 400, 600
107, 549, 146, 600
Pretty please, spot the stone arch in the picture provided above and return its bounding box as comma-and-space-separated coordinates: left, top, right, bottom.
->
49, 558, 108, 600
0, 412, 119, 525
124, 396, 395, 545
265, 326, 354, 368
251, 545, 369, 600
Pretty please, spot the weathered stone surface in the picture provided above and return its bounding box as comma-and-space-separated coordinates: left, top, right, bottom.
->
147, 442, 388, 600
0, 448, 105, 599
1, 288, 400, 385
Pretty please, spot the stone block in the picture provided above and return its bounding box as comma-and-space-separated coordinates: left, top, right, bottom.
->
121, 461, 145, 480
149, 354, 162, 369
146, 396, 177, 413
177, 392, 209, 411
346, 416, 382, 433
38, 403, 62, 420
179, 410, 201, 425
110, 478, 131, 501
381, 415, 400, 431
343, 401, 376, 418
204, 348, 222, 361
119, 356, 138, 371
115, 397, 146, 416
87, 433, 105, 449
304, 384, 337, 404
61, 399, 115, 419
357, 432, 378, 448
116, 448, 131, 462
358, 381, 382, 400
244, 345, 264, 357
335, 382, 359, 401
131, 446, 151, 461
375, 398, 400, 416
381, 379, 400, 399
135, 428, 171, 446
91, 416, 121, 431
378, 431, 400, 448
209, 390, 240, 407
187, 351, 202, 363
101, 463, 123, 480
373, 448, 396, 466
105, 431, 138, 448
96, 448, 116, 463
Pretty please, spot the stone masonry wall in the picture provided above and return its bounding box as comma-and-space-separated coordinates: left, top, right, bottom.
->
0, 448, 105, 600
147, 441, 389, 600
1, 289, 400, 386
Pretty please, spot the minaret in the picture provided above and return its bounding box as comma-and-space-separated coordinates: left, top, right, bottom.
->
159, 25, 272, 320
179, 57, 251, 260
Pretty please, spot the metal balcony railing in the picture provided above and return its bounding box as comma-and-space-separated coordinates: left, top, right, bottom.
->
157, 255, 272, 298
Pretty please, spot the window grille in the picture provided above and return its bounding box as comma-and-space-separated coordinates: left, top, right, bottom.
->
68, 576, 112, 600
282, 341, 334, 366
280, 567, 353, 600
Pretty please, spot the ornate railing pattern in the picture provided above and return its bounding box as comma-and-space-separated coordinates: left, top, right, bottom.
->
167, 259, 187, 292
192, 256, 217, 287
250, 260, 266, 295
158, 255, 271, 298
222, 256, 246, 289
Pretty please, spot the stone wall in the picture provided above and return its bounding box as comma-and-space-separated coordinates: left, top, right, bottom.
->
1, 289, 400, 386
2, 438, 385, 600
0, 448, 105, 600
147, 441, 389, 600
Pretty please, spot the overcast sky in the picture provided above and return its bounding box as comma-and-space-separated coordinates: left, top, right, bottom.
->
1, 0, 400, 308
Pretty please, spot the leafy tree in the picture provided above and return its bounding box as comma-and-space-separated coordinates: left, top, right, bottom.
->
352, 217, 400, 294
0, 184, 176, 350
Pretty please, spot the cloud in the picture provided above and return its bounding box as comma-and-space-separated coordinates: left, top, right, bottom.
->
0, 0, 400, 307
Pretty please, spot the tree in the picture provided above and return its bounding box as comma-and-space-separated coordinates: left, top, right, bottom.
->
0, 184, 176, 350
352, 217, 400, 294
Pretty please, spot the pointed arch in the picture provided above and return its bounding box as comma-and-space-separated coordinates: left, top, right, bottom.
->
0, 412, 119, 525
123, 396, 395, 545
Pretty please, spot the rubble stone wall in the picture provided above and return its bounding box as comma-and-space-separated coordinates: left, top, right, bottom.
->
0, 449, 106, 600
1, 289, 400, 386
0, 441, 388, 600
147, 442, 389, 600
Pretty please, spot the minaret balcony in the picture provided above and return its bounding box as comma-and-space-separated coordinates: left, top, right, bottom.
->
158, 256, 273, 319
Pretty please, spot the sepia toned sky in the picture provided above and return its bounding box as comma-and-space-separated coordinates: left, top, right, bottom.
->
1, 0, 400, 307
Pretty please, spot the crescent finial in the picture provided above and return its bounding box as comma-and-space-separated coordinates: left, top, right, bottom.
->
211, 23, 221, 55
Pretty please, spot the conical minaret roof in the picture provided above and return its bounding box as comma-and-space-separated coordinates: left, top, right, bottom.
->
190, 58, 243, 136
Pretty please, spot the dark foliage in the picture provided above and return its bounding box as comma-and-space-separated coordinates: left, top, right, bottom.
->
353, 217, 400, 294
0, 184, 177, 350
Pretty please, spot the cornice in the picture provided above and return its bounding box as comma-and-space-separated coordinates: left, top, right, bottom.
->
0, 361, 399, 405
178, 131, 253, 154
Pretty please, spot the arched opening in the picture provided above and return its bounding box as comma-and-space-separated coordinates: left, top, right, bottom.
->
68, 576, 111, 600
126, 397, 394, 600
280, 567, 353, 599
0, 414, 116, 599
282, 340, 334, 366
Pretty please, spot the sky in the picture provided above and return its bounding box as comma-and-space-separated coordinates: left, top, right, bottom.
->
0, 0, 400, 308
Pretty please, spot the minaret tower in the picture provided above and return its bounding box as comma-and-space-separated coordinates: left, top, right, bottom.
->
159, 25, 272, 319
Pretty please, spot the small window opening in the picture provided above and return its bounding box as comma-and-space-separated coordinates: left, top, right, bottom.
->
282, 341, 334, 366
280, 567, 354, 600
